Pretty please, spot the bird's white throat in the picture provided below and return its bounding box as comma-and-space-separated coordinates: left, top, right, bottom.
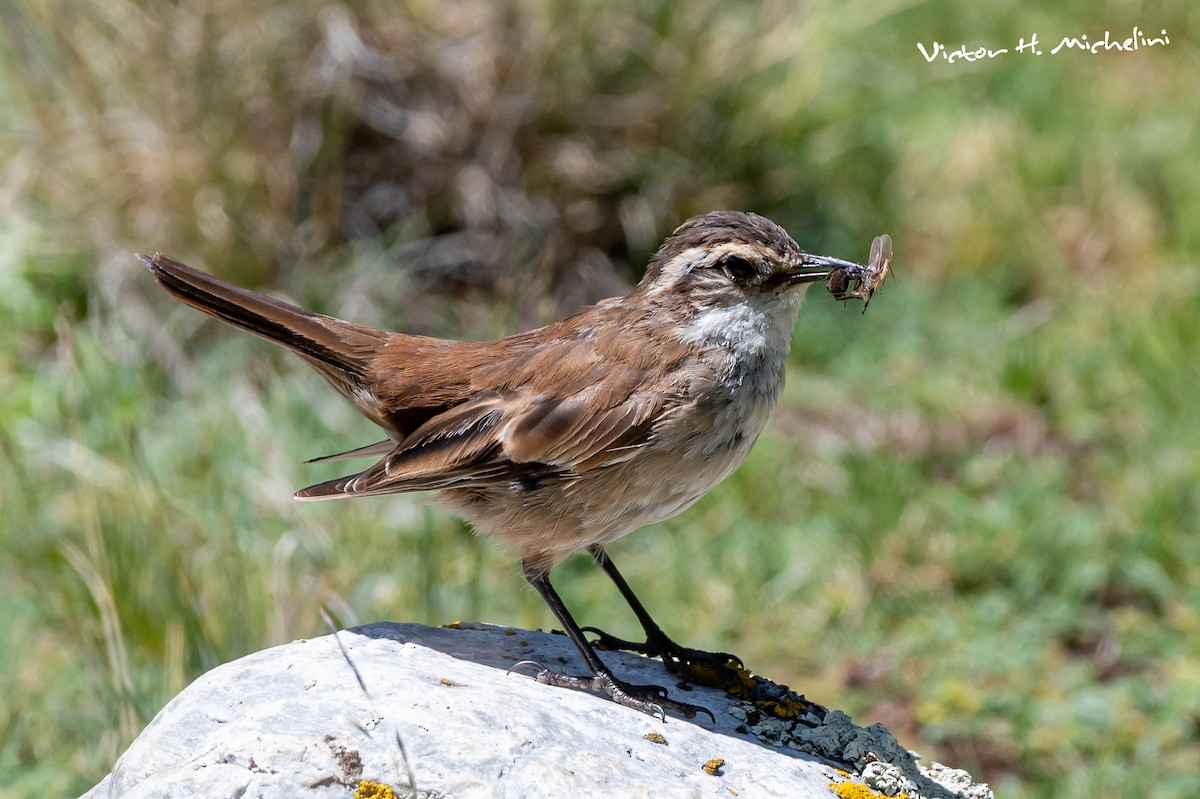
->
676, 291, 804, 362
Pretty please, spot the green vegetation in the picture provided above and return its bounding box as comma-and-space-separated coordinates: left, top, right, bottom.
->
1, 2, 1197, 797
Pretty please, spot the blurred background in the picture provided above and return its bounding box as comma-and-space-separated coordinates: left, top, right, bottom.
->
1, 1, 1197, 796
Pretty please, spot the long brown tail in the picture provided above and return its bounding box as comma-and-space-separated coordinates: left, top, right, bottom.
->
140, 252, 386, 381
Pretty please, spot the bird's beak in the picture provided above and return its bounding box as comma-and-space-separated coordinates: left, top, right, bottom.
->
783, 252, 866, 287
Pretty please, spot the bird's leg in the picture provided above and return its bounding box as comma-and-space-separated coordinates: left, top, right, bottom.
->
519, 559, 714, 722
582, 545, 746, 693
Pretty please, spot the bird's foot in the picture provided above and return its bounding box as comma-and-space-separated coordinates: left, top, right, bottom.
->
508, 660, 714, 723
582, 626, 749, 694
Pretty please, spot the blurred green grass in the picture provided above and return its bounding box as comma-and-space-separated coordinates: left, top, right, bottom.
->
2, 1, 1199, 797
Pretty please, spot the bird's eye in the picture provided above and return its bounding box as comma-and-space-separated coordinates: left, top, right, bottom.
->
721, 255, 758, 283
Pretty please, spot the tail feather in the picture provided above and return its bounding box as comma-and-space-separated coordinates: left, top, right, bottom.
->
141, 252, 383, 378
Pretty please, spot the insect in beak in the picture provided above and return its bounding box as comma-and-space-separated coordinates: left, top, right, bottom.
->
826, 234, 893, 313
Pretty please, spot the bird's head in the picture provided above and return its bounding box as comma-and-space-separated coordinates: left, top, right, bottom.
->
637, 211, 867, 312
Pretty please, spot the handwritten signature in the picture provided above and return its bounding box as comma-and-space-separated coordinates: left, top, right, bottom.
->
918, 27, 1169, 64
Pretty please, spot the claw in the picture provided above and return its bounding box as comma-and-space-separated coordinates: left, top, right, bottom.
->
582, 625, 745, 689
506, 659, 547, 677
508, 660, 714, 723
582, 626, 645, 652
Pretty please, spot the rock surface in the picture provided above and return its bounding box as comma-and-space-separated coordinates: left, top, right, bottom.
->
80, 621, 991, 799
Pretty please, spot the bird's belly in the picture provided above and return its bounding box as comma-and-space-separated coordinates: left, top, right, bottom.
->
444, 352, 787, 571
632, 391, 775, 524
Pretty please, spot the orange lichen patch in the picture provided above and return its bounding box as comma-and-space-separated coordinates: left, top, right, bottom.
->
355, 780, 398, 799
702, 757, 726, 776
504, 629, 517, 636
827, 781, 908, 799
440, 620, 463, 629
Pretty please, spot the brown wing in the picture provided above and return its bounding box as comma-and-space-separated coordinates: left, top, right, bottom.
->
294, 376, 668, 500
295, 392, 510, 498
305, 440, 395, 464
293, 296, 690, 500
501, 390, 664, 470
291, 386, 667, 494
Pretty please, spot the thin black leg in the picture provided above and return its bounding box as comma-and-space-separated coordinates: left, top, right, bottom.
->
588, 545, 671, 642
519, 558, 713, 722
584, 545, 745, 689
523, 560, 617, 676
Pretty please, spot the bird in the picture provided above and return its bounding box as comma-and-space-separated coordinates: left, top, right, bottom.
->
142, 210, 889, 720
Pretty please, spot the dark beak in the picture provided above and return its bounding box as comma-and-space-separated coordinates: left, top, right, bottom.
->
783, 252, 867, 286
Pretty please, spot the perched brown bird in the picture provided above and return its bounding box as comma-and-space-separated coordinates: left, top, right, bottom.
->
142, 210, 888, 720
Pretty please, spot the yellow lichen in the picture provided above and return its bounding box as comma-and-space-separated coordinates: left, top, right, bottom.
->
685, 658, 758, 696
355, 780, 398, 799
756, 695, 810, 719
827, 781, 908, 799
642, 732, 667, 745
702, 757, 726, 775
440, 620, 463, 630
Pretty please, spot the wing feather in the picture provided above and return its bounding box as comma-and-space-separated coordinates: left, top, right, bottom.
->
296, 325, 680, 500
305, 440, 395, 464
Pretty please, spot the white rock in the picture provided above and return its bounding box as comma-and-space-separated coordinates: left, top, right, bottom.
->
79, 622, 839, 798
79, 621, 991, 799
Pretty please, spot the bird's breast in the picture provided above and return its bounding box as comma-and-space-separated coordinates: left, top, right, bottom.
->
668, 294, 799, 459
